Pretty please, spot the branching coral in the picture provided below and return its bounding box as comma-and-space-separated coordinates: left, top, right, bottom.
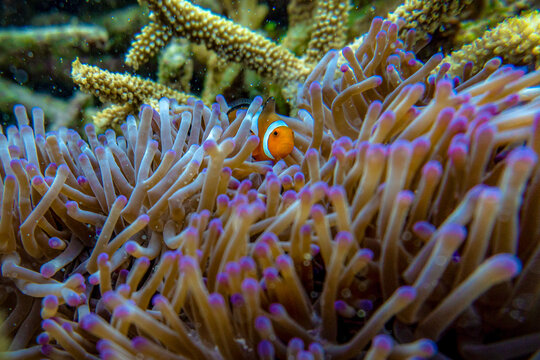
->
386, 0, 481, 49
71, 58, 194, 129
127, 0, 311, 82
304, 0, 350, 64
72, 0, 540, 131
443, 10, 540, 77
1, 15, 540, 359
451, 0, 531, 48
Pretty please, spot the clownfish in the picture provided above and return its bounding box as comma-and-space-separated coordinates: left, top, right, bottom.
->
227, 97, 294, 162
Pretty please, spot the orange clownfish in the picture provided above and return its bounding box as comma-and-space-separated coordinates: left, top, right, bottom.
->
227, 97, 294, 162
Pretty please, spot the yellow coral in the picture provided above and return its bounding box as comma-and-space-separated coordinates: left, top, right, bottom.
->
387, 0, 479, 47
444, 11, 540, 77
71, 58, 193, 127
127, 0, 311, 82
125, 16, 172, 70
304, 0, 350, 64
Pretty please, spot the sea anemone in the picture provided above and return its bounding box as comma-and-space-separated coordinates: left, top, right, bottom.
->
1, 17, 540, 360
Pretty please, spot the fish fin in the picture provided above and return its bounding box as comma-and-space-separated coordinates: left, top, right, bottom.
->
252, 144, 262, 161
226, 99, 251, 115
260, 97, 276, 120
256, 97, 277, 138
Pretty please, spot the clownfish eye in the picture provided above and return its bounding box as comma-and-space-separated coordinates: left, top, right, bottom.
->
273, 131, 278, 136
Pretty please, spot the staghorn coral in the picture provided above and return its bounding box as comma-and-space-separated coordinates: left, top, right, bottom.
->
195, 0, 268, 104
79, 0, 351, 128
126, 0, 312, 82
304, 0, 350, 64
443, 10, 540, 77
2, 0, 538, 131
451, 0, 530, 48
71, 58, 194, 129
75, 0, 540, 130
126, 0, 357, 84
385, 0, 481, 51
350, 0, 539, 77
1, 16, 540, 360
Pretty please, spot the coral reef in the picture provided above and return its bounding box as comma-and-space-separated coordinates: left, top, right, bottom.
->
67, 0, 539, 130
126, 0, 312, 80
443, 10, 540, 77
1, 13, 540, 359
452, 0, 531, 47
71, 58, 193, 129
1, 0, 539, 132
386, 0, 481, 53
